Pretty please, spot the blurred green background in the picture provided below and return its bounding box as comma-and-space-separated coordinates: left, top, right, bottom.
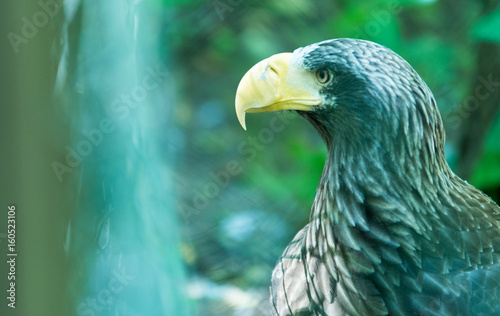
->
1, 0, 499, 315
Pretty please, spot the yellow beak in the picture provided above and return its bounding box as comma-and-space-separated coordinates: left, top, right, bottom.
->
235, 53, 322, 130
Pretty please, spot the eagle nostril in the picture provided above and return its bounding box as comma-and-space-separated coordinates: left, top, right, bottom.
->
266, 64, 280, 83
268, 64, 278, 75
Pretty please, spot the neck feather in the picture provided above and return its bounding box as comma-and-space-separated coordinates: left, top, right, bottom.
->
306, 133, 453, 265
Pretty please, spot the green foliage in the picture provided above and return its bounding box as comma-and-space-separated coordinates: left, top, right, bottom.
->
471, 116, 500, 189
472, 6, 500, 43
245, 136, 326, 208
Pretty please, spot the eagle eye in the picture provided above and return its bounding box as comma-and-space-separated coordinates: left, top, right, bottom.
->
315, 68, 331, 84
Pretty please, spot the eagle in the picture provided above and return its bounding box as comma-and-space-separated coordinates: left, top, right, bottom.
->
234, 39, 500, 316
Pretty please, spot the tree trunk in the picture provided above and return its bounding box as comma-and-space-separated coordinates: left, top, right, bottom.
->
457, 0, 500, 179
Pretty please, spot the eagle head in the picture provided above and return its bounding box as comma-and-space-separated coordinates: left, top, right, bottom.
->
236, 38, 446, 172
